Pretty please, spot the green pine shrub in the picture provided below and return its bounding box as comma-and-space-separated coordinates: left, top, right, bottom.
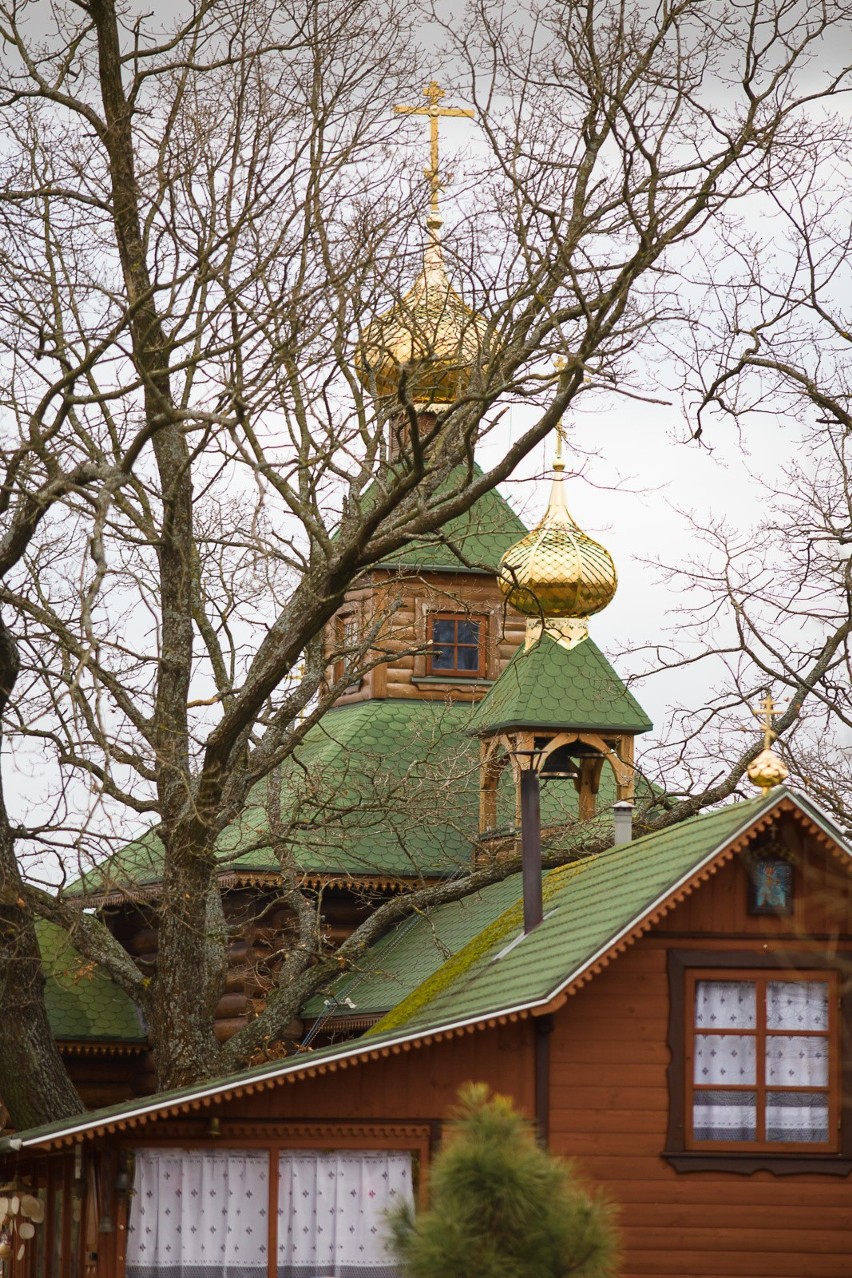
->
388, 1083, 620, 1278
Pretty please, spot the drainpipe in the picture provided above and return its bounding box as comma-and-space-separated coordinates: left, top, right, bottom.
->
520, 767, 543, 934
534, 1014, 554, 1146
613, 801, 634, 846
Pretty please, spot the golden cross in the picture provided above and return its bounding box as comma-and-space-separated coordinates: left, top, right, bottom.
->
752, 692, 785, 751
395, 81, 475, 214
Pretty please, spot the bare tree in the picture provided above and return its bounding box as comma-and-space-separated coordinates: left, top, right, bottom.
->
0, 0, 850, 1127
632, 110, 852, 828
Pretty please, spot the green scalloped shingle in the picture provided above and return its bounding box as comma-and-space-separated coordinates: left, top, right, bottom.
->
71, 701, 481, 894
301, 873, 524, 1019
377, 471, 528, 573
38, 921, 146, 1043
71, 696, 634, 897
467, 631, 652, 736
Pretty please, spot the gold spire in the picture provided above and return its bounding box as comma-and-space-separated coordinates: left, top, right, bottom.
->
746, 692, 790, 794
498, 419, 618, 649
356, 82, 485, 406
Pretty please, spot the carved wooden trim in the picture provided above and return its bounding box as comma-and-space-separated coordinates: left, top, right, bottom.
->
58, 1041, 147, 1057
119, 1121, 434, 1148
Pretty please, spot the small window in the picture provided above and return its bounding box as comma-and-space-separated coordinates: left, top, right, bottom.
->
427, 613, 485, 678
685, 970, 837, 1152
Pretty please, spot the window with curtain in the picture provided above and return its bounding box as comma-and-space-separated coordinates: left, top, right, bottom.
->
687, 972, 837, 1150
125, 1147, 413, 1278
277, 1151, 413, 1278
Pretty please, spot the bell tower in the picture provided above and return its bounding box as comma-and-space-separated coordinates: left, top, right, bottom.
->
469, 430, 652, 833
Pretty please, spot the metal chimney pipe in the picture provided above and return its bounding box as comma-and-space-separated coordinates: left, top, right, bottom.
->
613, 801, 634, 846
520, 768, 544, 934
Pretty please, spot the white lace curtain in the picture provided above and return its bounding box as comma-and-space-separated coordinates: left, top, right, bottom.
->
277, 1151, 413, 1278
126, 1148, 413, 1278
126, 1148, 270, 1277
692, 979, 830, 1143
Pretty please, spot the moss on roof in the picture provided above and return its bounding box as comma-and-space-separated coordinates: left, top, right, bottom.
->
467, 631, 652, 736
38, 921, 146, 1043
368, 792, 786, 1037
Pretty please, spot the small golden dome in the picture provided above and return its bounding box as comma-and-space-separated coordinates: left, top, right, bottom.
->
498, 457, 617, 618
356, 220, 486, 404
747, 747, 789, 794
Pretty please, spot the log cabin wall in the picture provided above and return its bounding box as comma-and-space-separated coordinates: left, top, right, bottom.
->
325, 569, 526, 705
76, 882, 398, 1107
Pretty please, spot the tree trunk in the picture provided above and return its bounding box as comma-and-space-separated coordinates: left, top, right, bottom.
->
0, 617, 83, 1129
146, 843, 227, 1089
89, 0, 228, 1088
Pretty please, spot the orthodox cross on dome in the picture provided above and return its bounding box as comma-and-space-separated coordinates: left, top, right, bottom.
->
395, 81, 475, 216
746, 691, 790, 794
552, 357, 568, 470
752, 691, 785, 751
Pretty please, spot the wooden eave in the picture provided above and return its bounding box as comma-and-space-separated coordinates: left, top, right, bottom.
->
80, 871, 430, 909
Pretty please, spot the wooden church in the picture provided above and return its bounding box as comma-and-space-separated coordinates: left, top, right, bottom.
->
2, 84, 852, 1278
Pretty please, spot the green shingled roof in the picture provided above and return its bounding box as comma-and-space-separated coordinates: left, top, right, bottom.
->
38, 921, 146, 1043
72, 700, 485, 896
368, 791, 797, 1037
375, 464, 528, 573
72, 696, 633, 898
302, 873, 525, 1019
467, 631, 652, 736
223, 699, 479, 879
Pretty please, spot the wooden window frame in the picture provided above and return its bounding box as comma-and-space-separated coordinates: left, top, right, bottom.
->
684, 967, 838, 1154
331, 605, 364, 690
426, 611, 487, 679
666, 950, 852, 1175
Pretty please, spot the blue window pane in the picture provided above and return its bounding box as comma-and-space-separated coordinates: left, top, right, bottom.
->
431, 645, 455, 669
432, 619, 455, 643
457, 645, 480, 671
457, 620, 480, 646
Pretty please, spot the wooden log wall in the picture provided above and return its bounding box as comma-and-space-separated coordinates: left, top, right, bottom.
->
326, 570, 526, 706
72, 883, 381, 1104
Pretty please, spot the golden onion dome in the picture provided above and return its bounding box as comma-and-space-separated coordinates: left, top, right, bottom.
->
498, 455, 618, 619
747, 747, 789, 794
356, 217, 486, 405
